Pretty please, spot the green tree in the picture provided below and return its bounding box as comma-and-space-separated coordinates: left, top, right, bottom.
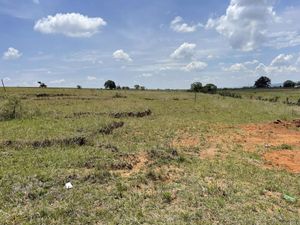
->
254, 76, 271, 88
283, 80, 296, 88
202, 83, 217, 94
104, 80, 116, 90
191, 82, 202, 92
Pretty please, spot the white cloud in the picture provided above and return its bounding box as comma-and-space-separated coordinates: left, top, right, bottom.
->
206, 0, 277, 51
270, 54, 293, 67
50, 79, 65, 84
3, 77, 11, 82
3, 47, 22, 60
183, 61, 207, 72
223, 60, 260, 73
87, 76, 97, 81
223, 63, 248, 72
170, 16, 199, 33
33, 0, 40, 4
170, 42, 196, 59
113, 49, 132, 62
34, 13, 107, 38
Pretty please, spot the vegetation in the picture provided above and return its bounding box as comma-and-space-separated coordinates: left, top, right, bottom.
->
0, 87, 299, 224
283, 80, 296, 88
38, 81, 47, 88
104, 80, 116, 90
254, 76, 271, 88
191, 82, 202, 92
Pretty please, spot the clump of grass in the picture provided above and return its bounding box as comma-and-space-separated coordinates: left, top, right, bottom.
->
162, 192, 173, 204
112, 92, 127, 98
0, 95, 40, 121
0, 96, 23, 121
278, 144, 293, 150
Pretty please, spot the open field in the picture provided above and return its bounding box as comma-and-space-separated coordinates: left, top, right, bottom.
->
0, 88, 300, 224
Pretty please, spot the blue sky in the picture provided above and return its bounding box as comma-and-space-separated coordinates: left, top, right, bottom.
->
0, 0, 300, 88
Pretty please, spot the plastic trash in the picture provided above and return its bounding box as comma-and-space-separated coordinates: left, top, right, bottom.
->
283, 194, 296, 203
65, 182, 73, 189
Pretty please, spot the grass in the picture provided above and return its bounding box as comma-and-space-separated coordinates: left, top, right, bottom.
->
0, 87, 299, 224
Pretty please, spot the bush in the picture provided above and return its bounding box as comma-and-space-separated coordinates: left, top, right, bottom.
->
0, 96, 23, 121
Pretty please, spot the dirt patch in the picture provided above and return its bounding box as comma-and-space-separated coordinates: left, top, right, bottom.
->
111, 152, 149, 177
200, 147, 217, 159
171, 135, 200, 149
235, 120, 300, 151
264, 150, 300, 173
110, 109, 152, 118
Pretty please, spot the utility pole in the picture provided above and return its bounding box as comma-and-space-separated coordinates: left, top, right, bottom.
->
1, 79, 6, 92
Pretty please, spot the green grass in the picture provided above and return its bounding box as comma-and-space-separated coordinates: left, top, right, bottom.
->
0, 87, 299, 224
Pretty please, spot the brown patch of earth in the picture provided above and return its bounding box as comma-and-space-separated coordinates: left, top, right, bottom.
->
264, 150, 300, 173
171, 134, 200, 149
237, 123, 300, 150
199, 147, 217, 159
112, 152, 150, 177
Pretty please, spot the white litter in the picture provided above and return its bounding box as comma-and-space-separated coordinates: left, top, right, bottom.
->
65, 182, 73, 189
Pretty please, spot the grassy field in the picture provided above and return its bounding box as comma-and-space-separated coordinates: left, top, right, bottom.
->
0, 87, 300, 224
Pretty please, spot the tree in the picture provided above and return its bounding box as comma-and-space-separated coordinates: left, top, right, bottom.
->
104, 80, 116, 90
254, 76, 271, 88
77, 85, 82, 89
202, 83, 217, 94
134, 85, 140, 90
38, 81, 47, 88
191, 82, 202, 92
140, 86, 146, 90
283, 80, 296, 88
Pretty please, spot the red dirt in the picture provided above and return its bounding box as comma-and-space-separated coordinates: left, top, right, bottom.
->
264, 150, 300, 173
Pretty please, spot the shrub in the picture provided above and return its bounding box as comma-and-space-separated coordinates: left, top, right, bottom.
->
0, 96, 23, 121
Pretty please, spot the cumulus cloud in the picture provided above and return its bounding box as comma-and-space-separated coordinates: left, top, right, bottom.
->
3, 47, 22, 60
170, 16, 199, 33
113, 49, 132, 62
206, 0, 277, 51
270, 54, 293, 67
170, 42, 196, 59
33, 0, 40, 4
183, 61, 207, 72
34, 13, 107, 37
223, 63, 248, 72
87, 76, 97, 81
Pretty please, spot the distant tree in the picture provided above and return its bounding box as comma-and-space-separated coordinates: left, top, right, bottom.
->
77, 85, 82, 89
104, 80, 116, 90
122, 86, 130, 90
283, 80, 296, 88
116, 85, 121, 90
191, 82, 202, 92
38, 81, 47, 88
140, 86, 146, 90
202, 83, 217, 94
134, 84, 140, 90
254, 76, 271, 88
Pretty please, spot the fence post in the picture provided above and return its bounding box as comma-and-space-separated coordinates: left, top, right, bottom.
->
1, 79, 6, 92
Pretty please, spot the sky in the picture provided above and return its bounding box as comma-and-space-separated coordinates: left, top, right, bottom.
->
0, 0, 300, 89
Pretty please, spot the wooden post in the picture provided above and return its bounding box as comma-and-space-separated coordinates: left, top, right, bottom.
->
1, 79, 6, 92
